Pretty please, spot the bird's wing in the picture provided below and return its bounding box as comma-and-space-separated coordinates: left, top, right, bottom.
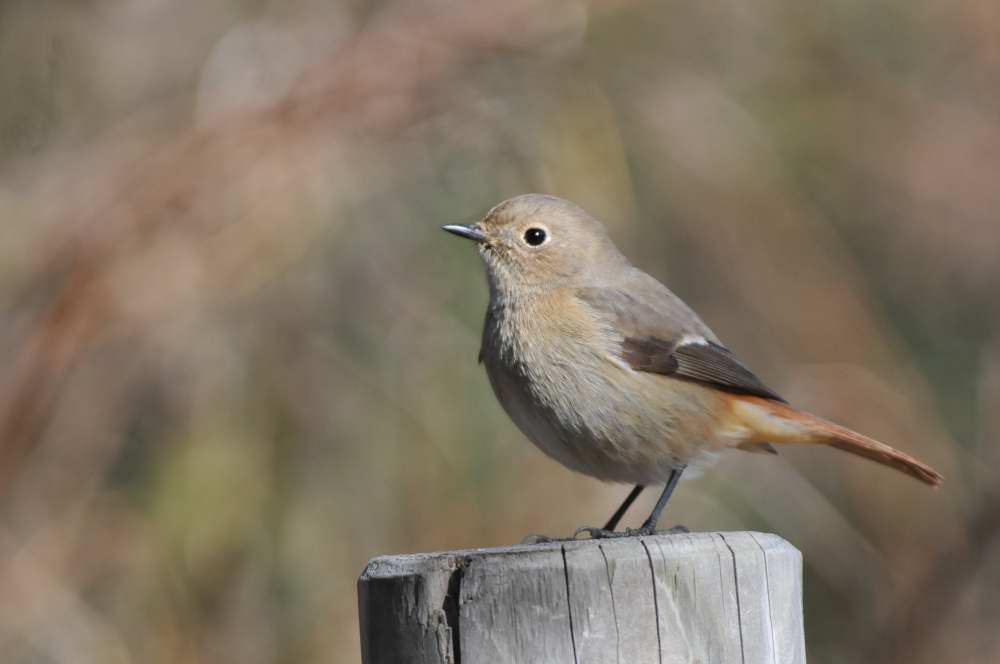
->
577, 281, 786, 403
619, 335, 786, 402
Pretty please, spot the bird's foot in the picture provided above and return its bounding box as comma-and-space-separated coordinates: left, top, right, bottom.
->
573, 526, 626, 539
573, 524, 691, 539
634, 523, 690, 536
524, 524, 690, 544
524, 528, 627, 542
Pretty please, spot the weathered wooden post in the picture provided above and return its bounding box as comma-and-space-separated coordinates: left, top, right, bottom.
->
358, 531, 805, 663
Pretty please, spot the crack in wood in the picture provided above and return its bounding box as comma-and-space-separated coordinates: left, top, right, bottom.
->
442, 559, 465, 664
560, 544, 580, 664
749, 533, 778, 663
597, 543, 622, 664
640, 538, 664, 664
718, 533, 746, 664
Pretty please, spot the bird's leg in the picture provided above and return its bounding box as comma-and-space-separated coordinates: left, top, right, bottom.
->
531, 470, 686, 542
630, 466, 685, 536
574, 469, 688, 540
605, 484, 644, 531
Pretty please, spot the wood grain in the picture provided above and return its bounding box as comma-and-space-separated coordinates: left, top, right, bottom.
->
358, 531, 805, 664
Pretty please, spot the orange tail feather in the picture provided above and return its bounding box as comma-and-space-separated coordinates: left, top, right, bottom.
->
729, 396, 943, 487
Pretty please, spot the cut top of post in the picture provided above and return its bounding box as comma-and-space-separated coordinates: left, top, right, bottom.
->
358, 531, 805, 664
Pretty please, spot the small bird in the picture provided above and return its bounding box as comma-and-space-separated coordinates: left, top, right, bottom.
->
443, 194, 942, 536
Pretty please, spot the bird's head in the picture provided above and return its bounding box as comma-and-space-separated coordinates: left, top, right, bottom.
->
443, 194, 627, 296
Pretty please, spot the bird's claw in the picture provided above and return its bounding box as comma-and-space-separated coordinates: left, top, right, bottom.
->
572, 524, 691, 539
573, 527, 623, 539
524, 524, 690, 544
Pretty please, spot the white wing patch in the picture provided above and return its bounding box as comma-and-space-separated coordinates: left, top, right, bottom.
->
677, 334, 710, 347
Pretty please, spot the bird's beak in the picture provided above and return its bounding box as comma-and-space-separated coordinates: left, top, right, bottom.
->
442, 224, 487, 243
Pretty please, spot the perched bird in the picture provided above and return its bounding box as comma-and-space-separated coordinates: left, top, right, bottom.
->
443, 194, 942, 536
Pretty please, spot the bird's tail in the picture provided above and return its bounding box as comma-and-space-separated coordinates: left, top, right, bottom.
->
728, 396, 943, 487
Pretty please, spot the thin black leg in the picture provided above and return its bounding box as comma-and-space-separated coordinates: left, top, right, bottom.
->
603, 484, 644, 531
639, 466, 685, 533
571, 468, 687, 540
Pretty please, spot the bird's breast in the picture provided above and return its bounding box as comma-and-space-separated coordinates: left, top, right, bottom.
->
480, 292, 723, 483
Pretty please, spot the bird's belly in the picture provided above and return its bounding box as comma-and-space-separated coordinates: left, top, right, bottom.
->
484, 351, 724, 485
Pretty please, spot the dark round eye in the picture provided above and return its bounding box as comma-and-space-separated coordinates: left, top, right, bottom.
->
523, 228, 547, 246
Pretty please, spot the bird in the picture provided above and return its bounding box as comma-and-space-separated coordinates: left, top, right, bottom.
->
442, 194, 942, 536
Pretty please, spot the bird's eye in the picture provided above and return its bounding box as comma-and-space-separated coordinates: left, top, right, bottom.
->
523, 228, 547, 246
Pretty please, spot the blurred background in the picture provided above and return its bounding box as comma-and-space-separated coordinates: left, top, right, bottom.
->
0, 0, 997, 662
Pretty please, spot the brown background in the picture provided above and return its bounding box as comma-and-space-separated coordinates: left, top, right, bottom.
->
1, 1, 998, 662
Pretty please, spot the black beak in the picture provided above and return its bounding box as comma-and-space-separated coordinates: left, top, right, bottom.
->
442, 224, 487, 243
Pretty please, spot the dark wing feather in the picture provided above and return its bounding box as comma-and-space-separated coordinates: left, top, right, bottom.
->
576, 283, 784, 403
621, 336, 786, 402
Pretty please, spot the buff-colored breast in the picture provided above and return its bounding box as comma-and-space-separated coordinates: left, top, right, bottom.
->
481, 288, 727, 484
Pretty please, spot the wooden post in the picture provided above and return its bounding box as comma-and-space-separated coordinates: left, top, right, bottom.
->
358, 531, 805, 664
